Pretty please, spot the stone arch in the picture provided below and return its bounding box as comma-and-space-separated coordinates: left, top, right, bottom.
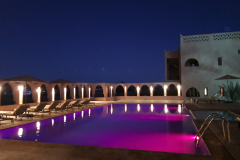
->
153, 84, 164, 96
167, 84, 178, 96
75, 85, 80, 98
1, 83, 14, 105
185, 58, 199, 67
140, 85, 150, 96
95, 85, 104, 97
66, 85, 71, 99
23, 84, 33, 103
41, 84, 48, 102
127, 85, 137, 96
115, 85, 124, 96
54, 85, 60, 100
186, 87, 200, 97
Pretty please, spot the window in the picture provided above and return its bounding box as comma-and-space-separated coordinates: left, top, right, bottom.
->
204, 87, 208, 96
238, 50, 240, 54
185, 59, 199, 67
218, 57, 222, 65
220, 87, 224, 95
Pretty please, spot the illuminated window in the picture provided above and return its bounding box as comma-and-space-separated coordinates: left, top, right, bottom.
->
218, 57, 222, 65
220, 87, 224, 95
204, 88, 208, 96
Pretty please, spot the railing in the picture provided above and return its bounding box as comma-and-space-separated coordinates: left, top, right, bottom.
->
195, 113, 231, 145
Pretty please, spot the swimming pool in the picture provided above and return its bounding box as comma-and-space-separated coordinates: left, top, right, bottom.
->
0, 104, 209, 155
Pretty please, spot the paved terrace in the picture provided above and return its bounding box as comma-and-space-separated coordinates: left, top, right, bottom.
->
0, 100, 239, 159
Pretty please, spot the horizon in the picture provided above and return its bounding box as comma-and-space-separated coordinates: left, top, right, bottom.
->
1, 0, 240, 83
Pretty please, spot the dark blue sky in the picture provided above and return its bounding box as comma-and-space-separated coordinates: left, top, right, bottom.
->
0, 0, 239, 83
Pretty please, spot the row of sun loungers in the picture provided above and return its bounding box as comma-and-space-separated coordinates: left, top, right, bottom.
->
194, 93, 222, 103
0, 99, 94, 124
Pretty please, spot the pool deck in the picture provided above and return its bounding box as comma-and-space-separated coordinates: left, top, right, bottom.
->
0, 100, 239, 160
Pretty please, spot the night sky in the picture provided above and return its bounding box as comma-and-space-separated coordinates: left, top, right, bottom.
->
0, 0, 239, 83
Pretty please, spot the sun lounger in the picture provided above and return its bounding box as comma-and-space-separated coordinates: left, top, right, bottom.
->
67, 100, 79, 109
42, 101, 59, 114
56, 101, 71, 111
27, 102, 47, 115
195, 93, 218, 103
0, 105, 30, 119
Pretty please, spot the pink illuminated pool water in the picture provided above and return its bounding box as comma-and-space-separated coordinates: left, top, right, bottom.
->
0, 104, 209, 155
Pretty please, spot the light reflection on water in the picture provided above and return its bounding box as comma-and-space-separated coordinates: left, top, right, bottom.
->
0, 104, 209, 155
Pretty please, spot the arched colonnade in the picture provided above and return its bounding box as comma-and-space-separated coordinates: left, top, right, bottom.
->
0, 81, 181, 105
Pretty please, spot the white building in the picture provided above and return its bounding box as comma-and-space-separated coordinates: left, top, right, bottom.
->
165, 31, 240, 98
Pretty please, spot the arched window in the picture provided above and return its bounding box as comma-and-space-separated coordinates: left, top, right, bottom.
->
167, 84, 178, 96
41, 84, 48, 102
76, 86, 80, 98
66, 86, 71, 99
23, 84, 33, 103
115, 85, 124, 96
54, 85, 60, 100
127, 85, 137, 96
95, 85, 104, 97
185, 59, 199, 67
186, 87, 200, 97
153, 84, 164, 96
1, 83, 14, 105
140, 85, 150, 96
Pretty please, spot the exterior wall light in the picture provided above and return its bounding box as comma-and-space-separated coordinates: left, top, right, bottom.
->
18, 86, 24, 104
74, 88, 76, 99
164, 85, 168, 96
137, 86, 140, 96
64, 87, 66, 100
204, 87, 208, 96
110, 86, 113, 97
89, 87, 91, 98
150, 86, 153, 96
37, 87, 41, 103
124, 86, 127, 96
177, 85, 181, 96
82, 87, 84, 98
52, 88, 55, 101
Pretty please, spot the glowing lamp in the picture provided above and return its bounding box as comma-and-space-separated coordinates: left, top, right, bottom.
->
73, 88, 76, 99
18, 86, 24, 104
52, 88, 55, 101
89, 87, 91, 98
36, 87, 41, 103
82, 87, 84, 98
64, 87, 66, 100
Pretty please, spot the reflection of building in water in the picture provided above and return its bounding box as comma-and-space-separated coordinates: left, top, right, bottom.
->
137, 104, 140, 112
89, 109, 91, 116
178, 104, 181, 114
164, 104, 168, 113
18, 128, 23, 137
111, 104, 113, 114
81, 111, 84, 118
125, 104, 127, 112
150, 104, 154, 112
52, 119, 54, 126
73, 113, 75, 120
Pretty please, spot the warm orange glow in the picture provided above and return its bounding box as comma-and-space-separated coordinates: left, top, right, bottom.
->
74, 88, 76, 99
110, 86, 113, 97
137, 86, 140, 96
89, 87, 91, 98
82, 87, 84, 98
64, 87, 66, 100
164, 85, 168, 96
150, 86, 153, 96
18, 86, 23, 104
52, 88, 55, 101
177, 85, 181, 96
37, 87, 41, 103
